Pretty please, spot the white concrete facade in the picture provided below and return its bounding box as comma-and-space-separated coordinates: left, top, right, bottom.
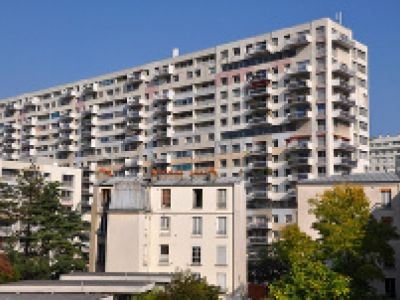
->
90, 176, 247, 295
0, 18, 369, 255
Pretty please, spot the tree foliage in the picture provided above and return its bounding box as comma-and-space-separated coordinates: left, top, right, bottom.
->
139, 270, 220, 300
268, 185, 398, 299
0, 164, 87, 280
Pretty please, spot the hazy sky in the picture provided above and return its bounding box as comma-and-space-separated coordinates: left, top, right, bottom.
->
0, 0, 399, 136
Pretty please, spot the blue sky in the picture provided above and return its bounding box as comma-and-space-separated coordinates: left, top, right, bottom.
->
0, 0, 399, 136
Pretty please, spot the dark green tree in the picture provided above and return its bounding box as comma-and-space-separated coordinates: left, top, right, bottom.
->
139, 270, 220, 300
0, 164, 87, 280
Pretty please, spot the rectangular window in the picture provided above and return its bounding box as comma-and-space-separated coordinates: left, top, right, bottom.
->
381, 190, 391, 208
216, 246, 227, 265
217, 217, 227, 235
192, 217, 202, 235
217, 189, 227, 209
385, 278, 396, 298
159, 244, 169, 263
162, 189, 171, 208
192, 246, 201, 265
160, 216, 170, 231
217, 273, 227, 290
193, 189, 203, 208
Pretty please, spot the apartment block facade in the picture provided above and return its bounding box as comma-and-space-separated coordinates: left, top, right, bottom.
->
89, 175, 247, 295
0, 18, 369, 256
297, 173, 400, 298
370, 135, 400, 173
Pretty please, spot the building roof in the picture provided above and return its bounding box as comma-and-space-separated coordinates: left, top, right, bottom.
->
299, 172, 400, 185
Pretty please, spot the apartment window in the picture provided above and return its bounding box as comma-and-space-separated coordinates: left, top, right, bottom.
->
161, 189, 171, 208
160, 216, 170, 231
272, 215, 279, 223
193, 189, 203, 209
192, 246, 201, 265
385, 278, 396, 298
217, 217, 227, 235
220, 105, 227, 113
286, 214, 293, 223
217, 189, 227, 209
273, 139, 278, 147
208, 133, 214, 141
220, 118, 227, 126
381, 190, 391, 208
217, 273, 227, 291
233, 116, 240, 125
220, 50, 228, 59
232, 88, 240, 97
159, 244, 169, 263
216, 245, 227, 265
233, 47, 240, 56
233, 159, 240, 167
221, 77, 228, 85
192, 217, 203, 235
220, 160, 227, 168
232, 144, 240, 153
187, 71, 193, 79
233, 75, 240, 83
220, 145, 227, 154
194, 135, 201, 143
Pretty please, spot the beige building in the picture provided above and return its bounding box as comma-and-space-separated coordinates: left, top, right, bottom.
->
297, 173, 400, 298
0, 18, 369, 256
370, 135, 400, 173
89, 174, 247, 295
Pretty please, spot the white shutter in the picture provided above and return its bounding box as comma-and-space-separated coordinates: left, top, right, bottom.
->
216, 246, 226, 265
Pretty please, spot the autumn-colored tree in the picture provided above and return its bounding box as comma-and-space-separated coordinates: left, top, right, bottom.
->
0, 254, 16, 283
309, 185, 399, 297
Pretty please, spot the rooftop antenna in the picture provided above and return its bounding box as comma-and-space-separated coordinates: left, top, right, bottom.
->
335, 11, 343, 25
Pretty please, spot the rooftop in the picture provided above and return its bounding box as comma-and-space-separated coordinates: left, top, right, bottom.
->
299, 172, 400, 185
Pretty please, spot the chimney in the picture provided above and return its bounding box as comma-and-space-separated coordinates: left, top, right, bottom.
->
172, 48, 179, 58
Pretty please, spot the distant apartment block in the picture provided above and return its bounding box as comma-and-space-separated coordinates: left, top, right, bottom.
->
370, 135, 400, 172
297, 173, 400, 298
89, 174, 247, 295
0, 18, 369, 256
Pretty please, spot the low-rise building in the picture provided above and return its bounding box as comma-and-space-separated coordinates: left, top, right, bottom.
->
297, 173, 400, 298
0, 159, 82, 210
89, 173, 247, 295
370, 135, 400, 173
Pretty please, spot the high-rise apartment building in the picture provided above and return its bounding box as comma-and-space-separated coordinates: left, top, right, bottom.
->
370, 135, 400, 173
0, 18, 369, 257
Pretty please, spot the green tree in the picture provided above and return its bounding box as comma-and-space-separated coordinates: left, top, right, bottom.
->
309, 185, 399, 298
0, 164, 87, 280
268, 225, 351, 300
139, 270, 220, 300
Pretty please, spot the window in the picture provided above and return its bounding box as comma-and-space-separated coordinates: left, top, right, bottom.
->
273, 215, 279, 223
286, 214, 293, 223
233, 47, 240, 56
217, 217, 227, 235
385, 278, 396, 298
192, 246, 201, 265
381, 190, 391, 208
161, 189, 171, 208
220, 160, 227, 168
217, 189, 227, 209
233, 159, 240, 167
217, 273, 227, 290
232, 144, 240, 153
159, 244, 169, 263
193, 189, 203, 208
160, 216, 170, 231
192, 217, 202, 235
221, 77, 228, 85
216, 246, 227, 265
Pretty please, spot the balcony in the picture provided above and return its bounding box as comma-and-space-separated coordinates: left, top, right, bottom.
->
288, 95, 312, 107
249, 100, 272, 112
332, 63, 355, 78
125, 158, 142, 168
332, 32, 354, 49
245, 87, 271, 100
153, 93, 173, 105
288, 173, 313, 182
247, 146, 272, 157
123, 135, 144, 144
332, 95, 355, 108
333, 109, 355, 123
246, 43, 274, 57
82, 83, 99, 95
153, 155, 171, 165
61, 89, 78, 99
246, 73, 273, 87
248, 116, 270, 127
247, 161, 269, 170
195, 86, 215, 97
247, 236, 269, 245
287, 156, 314, 167
284, 34, 312, 49
287, 64, 312, 77
287, 79, 312, 91
127, 72, 147, 83
287, 140, 313, 152
127, 97, 146, 108
154, 65, 174, 79
287, 110, 312, 122
247, 220, 272, 230
334, 140, 356, 152
247, 190, 268, 200
333, 156, 357, 168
